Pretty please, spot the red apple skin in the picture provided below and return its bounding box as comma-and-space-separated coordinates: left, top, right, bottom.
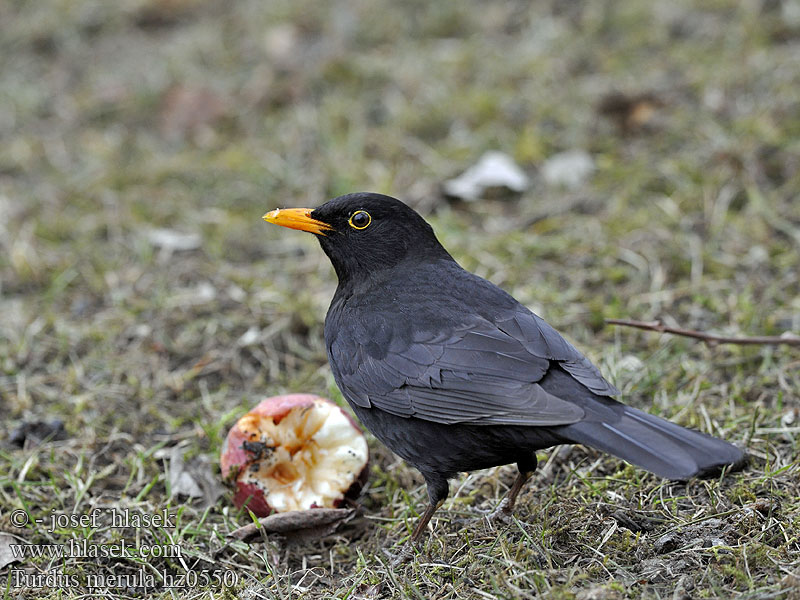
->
220, 394, 368, 517
231, 482, 272, 517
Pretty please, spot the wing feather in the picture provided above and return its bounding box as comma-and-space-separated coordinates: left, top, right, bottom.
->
330, 311, 597, 426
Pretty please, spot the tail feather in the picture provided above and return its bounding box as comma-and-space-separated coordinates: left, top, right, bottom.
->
540, 365, 745, 480
562, 405, 746, 480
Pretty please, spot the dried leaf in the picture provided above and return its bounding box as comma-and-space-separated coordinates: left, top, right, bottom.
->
169, 446, 203, 499
0, 533, 21, 570
168, 446, 225, 507
228, 508, 356, 543
443, 151, 529, 201
610, 509, 655, 533
744, 498, 778, 516
9, 419, 67, 448
352, 583, 383, 599
598, 92, 665, 132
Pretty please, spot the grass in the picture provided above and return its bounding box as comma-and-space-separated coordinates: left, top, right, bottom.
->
1, 0, 799, 598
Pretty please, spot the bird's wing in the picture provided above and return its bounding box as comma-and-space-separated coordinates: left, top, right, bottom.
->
494, 310, 620, 397
329, 307, 616, 426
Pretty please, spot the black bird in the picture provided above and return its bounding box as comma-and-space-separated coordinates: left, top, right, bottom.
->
263, 192, 744, 549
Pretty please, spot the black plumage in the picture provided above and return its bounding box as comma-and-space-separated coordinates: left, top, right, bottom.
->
264, 192, 745, 547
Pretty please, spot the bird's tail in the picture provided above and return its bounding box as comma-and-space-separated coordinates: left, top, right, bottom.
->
561, 403, 746, 480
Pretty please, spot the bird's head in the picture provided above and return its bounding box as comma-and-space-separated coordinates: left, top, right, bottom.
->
263, 192, 452, 284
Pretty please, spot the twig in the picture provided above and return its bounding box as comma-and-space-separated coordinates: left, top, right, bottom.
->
605, 319, 800, 347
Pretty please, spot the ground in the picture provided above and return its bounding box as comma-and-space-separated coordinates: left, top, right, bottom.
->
1, 0, 799, 598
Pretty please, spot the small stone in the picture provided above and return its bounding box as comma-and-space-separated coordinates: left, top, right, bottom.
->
654, 531, 679, 553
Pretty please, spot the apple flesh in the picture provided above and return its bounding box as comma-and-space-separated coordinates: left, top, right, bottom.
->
221, 394, 369, 516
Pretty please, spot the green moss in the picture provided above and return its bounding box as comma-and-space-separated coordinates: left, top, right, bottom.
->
727, 482, 758, 505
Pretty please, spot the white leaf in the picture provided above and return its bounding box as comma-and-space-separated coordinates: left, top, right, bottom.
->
443, 151, 529, 201
145, 228, 202, 251
541, 150, 594, 189
168, 446, 204, 499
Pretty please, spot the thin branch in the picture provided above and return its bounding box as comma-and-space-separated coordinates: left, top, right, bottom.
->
605, 318, 800, 347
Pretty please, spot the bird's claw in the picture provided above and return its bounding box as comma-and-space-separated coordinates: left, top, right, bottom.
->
485, 498, 514, 527
388, 542, 417, 567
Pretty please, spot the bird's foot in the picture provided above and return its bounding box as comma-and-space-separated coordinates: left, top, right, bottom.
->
484, 498, 514, 527
388, 542, 417, 567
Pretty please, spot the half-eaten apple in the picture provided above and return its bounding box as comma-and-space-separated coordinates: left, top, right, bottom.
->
221, 394, 369, 516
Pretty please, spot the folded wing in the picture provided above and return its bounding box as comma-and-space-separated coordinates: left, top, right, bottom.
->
329, 306, 620, 427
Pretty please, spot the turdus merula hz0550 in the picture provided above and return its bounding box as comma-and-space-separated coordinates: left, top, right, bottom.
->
264, 192, 744, 546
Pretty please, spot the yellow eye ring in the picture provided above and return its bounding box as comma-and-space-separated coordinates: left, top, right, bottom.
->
348, 210, 371, 230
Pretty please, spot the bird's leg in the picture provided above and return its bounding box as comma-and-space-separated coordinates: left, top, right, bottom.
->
409, 498, 444, 542
488, 455, 537, 524
391, 476, 448, 566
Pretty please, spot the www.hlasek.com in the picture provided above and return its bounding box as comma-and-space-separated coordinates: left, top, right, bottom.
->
9, 538, 181, 559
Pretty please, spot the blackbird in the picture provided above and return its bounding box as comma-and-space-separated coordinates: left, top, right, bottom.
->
263, 192, 745, 548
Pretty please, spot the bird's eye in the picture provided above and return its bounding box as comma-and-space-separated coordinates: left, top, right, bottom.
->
348, 210, 371, 230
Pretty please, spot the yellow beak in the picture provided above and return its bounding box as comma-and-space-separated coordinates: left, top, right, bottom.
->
262, 208, 334, 235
